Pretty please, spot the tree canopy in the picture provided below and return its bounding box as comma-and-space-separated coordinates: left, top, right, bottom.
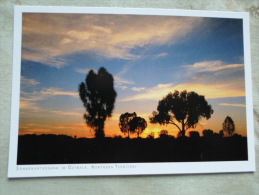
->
119, 112, 147, 138
189, 131, 200, 138
79, 67, 117, 138
130, 116, 147, 138
159, 130, 169, 139
202, 129, 214, 137
150, 90, 213, 137
222, 116, 235, 137
119, 112, 137, 138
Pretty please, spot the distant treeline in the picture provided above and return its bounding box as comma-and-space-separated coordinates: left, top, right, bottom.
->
17, 133, 248, 164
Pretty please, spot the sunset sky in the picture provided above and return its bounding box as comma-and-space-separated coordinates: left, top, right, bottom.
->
19, 13, 247, 138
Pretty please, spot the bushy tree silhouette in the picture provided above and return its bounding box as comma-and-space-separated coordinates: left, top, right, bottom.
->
202, 129, 214, 137
189, 131, 200, 138
119, 112, 147, 138
150, 90, 213, 137
159, 130, 172, 139
130, 116, 147, 138
119, 112, 137, 138
146, 132, 155, 139
223, 116, 235, 137
79, 67, 117, 138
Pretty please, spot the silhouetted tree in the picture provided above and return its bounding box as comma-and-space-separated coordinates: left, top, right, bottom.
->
150, 90, 213, 137
159, 130, 168, 136
147, 132, 155, 139
113, 135, 123, 139
232, 133, 242, 138
129, 116, 147, 138
219, 130, 224, 137
189, 131, 200, 139
159, 130, 169, 139
202, 129, 214, 137
79, 67, 117, 138
119, 112, 137, 138
223, 116, 235, 137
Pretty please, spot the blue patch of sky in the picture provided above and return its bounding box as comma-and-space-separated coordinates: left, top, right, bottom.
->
200, 96, 246, 130
39, 95, 82, 112
100, 17, 245, 89
207, 97, 246, 122
63, 51, 127, 76
171, 18, 242, 64
186, 17, 243, 64
207, 96, 246, 106
21, 60, 81, 92
21, 60, 83, 113
21, 17, 244, 103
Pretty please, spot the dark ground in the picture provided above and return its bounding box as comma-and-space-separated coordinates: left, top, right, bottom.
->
17, 134, 248, 164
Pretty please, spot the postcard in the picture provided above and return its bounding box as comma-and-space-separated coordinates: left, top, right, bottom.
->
8, 6, 255, 178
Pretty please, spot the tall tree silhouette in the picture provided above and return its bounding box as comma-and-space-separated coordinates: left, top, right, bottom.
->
119, 112, 137, 138
129, 116, 147, 138
150, 90, 213, 137
222, 116, 235, 137
79, 67, 117, 138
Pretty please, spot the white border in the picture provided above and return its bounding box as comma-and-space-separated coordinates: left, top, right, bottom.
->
8, 6, 255, 178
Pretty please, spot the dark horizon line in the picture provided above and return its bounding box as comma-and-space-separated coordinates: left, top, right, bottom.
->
18, 133, 247, 139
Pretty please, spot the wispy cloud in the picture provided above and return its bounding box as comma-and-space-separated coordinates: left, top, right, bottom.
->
116, 85, 128, 90
21, 76, 40, 86
21, 88, 78, 101
114, 76, 134, 85
120, 83, 173, 101
183, 60, 243, 73
51, 110, 82, 116
22, 13, 204, 68
219, 103, 246, 107
75, 69, 135, 90
40, 88, 78, 97
131, 87, 146, 92
20, 91, 45, 102
178, 60, 245, 90
20, 88, 78, 113
114, 76, 134, 90
120, 80, 245, 102
20, 101, 42, 111
75, 68, 92, 74
153, 52, 169, 59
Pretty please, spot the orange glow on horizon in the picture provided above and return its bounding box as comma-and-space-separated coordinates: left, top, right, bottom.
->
19, 116, 247, 138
